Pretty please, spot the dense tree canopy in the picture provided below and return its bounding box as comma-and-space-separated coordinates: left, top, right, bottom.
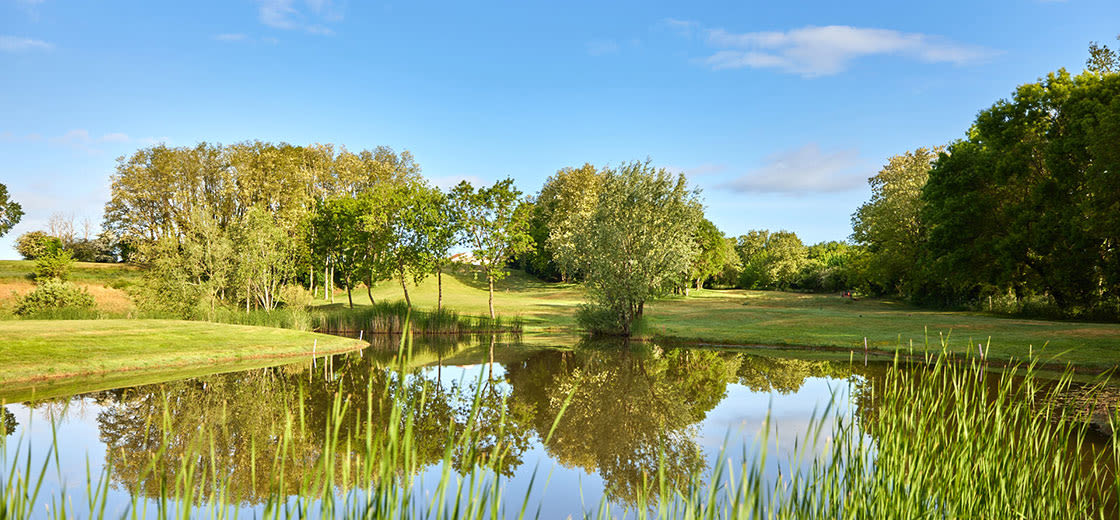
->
921, 70, 1120, 314
573, 161, 702, 335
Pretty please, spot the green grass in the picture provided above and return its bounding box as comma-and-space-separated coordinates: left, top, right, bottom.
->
327, 267, 1120, 369
0, 319, 364, 391
5, 261, 1120, 370
0, 259, 142, 285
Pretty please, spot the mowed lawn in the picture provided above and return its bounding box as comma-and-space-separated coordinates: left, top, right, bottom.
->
328, 268, 1120, 368
0, 320, 364, 388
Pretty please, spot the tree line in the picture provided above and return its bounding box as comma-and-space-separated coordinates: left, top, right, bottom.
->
851, 42, 1120, 318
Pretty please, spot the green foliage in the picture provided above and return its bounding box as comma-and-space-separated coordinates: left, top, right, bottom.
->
33, 247, 75, 281
921, 70, 1120, 316
1087, 34, 1119, 74
278, 284, 313, 309
15, 231, 61, 260
689, 218, 739, 289
14, 277, 96, 316
360, 180, 451, 306
850, 147, 941, 295
0, 183, 22, 238
735, 230, 809, 290
450, 178, 535, 319
535, 163, 605, 282
574, 160, 702, 335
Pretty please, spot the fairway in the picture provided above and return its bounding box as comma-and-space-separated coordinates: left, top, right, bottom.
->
328, 267, 1120, 369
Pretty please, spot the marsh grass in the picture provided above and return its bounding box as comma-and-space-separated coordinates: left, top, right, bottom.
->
2, 330, 1118, 519
312, 301, 523, 336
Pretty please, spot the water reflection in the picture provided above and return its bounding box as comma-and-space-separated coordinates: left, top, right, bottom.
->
4, 334, 1116, 515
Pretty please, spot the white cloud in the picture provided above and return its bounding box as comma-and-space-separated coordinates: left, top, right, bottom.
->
671, 22, 998, 77
256, 0, 342, 34
0, 35, 53, 52
719, 144, 865, 194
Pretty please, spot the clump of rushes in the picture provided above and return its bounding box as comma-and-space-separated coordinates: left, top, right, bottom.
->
1, 332, 1117, 519
312, 300, 523, 336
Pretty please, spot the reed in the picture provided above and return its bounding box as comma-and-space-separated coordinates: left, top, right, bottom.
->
1, 332, 1116, 519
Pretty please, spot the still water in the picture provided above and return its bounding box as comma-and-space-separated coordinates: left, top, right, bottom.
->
0, 335, 1110, 519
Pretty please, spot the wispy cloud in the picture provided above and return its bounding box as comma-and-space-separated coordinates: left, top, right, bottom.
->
718, 144, 865, 194
669, 21, 999, 77
0, 35, 53, 52
256, 0, 343, 35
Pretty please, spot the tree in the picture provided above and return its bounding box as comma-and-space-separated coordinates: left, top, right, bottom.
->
689, 218, 738, 290
735, 230, 808, 290
311, 196, 370, 308
15, 231, 61, 260
573, 161, 702, 335
921, 69, 1120, 313
1087, 35, 1119, 75
361, 181, 447, 308
537, 164, 605, 282
0, 183, 23, 237
850, 147, 941, 295
449, 179, 534, 320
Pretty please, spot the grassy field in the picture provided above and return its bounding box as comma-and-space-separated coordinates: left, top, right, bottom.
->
0, 320, 364, 392
4, 261, 1120, 370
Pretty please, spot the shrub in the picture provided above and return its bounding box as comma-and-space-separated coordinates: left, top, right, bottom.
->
278, 284, 313, 309
34, 248, 75, 281
15, 278, 96, 316
576, 303, 627, 335
15, 231, 61, 260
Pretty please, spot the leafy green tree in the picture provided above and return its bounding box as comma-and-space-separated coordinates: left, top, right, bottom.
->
0, 183, 23, 237
15, 231, 61, 260
850, 147, 941, 295
449, 179, 535, 319
1087, 35, 1119, 75
735, 230, 808, 290
922, 70, 1120, 313
537, 164, 604, 282
361, 181, 447, 307
311, 196, 371, 308
690, 218, 739, 290
573, 161, 701, 335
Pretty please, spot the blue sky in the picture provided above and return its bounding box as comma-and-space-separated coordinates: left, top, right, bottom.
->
1, 0, 1116, 258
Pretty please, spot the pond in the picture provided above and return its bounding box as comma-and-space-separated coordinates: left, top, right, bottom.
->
1, 334, 1115, 519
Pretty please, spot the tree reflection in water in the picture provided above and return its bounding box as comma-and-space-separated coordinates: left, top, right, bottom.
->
74, 336, 860, 508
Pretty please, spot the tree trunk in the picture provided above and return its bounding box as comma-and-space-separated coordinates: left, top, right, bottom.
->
400, 274, 412, 308
695, 277, 702, 290
329, 265, 335, 303
309, 265, 315, 296
488, 276, 495, 320
346, 274, 353, 309
323, 262, 329, 300
366, 271, 374, 305
437, 265, 443, 311
637, 300, 644, 317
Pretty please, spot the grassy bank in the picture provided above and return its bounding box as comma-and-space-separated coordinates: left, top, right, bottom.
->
0, 320, 364, 390
4, 260, 1120, 369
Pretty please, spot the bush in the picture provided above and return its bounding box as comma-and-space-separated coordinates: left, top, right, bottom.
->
15, 278, 96, 317
15, 231, 61, 260
34, 249, 74, 281
278, 284, 313, 309
576, 303, 627, 335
